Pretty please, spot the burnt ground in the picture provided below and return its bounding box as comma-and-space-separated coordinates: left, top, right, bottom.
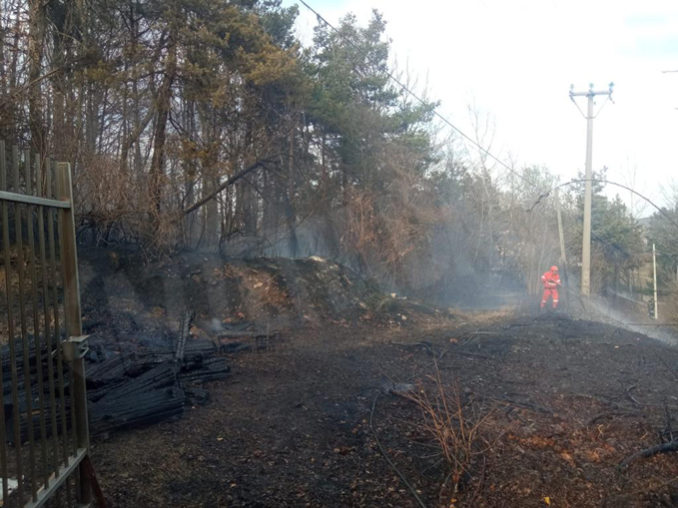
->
80, 251, 678, 507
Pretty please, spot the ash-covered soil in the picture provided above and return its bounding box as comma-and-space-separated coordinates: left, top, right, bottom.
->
80, 250, 678, 507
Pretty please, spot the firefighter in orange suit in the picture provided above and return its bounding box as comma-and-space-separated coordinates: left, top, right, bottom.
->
540, 265, 561, 309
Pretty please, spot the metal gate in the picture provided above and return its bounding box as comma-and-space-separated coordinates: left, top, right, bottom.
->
0, 142, 92, 507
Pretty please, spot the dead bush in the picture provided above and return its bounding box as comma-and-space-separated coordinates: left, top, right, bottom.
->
402, 365, 494, 504
75, 153, 180, 250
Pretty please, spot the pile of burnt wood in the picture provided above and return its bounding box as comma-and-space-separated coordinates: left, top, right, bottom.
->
86, 334, 229, 437
86, 313, 280, 436
1, 314, 276, 440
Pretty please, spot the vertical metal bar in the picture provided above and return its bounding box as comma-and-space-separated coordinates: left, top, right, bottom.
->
7, 146, 24, 503
15, 148, 37, 502
46, 161, 68, 469
37, 160, 59, 484
45, 160, 62, 475
35, 159, 53, 494
0, 140, 10, 504
26, 153, 49, 495
69, 366, 76, 455
51, 234, 68, 466
50, 180, 68, 472
56, 162, 91, 505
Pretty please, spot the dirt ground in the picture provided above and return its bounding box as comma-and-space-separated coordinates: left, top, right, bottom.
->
78, 251, 678, 507
86, 312, 678, 507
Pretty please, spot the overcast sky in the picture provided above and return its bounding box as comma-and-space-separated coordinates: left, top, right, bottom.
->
281, 0, 678, 216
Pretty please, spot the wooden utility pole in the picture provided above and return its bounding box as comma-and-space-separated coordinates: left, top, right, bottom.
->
569, 82, 614, 296
653, 243, 658, 320
555, 188, 567, 267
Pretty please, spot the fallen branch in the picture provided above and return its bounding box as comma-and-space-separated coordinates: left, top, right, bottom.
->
486, 395, 552, 414
587, 410, 641, 426
625, 385, 641, 407
452, 350, 494, 361
182, 159, 274, 215
82, 455, 107, 508
620, 440, 678, 468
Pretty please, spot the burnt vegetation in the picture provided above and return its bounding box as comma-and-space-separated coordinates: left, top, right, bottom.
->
2, 0, 678, 506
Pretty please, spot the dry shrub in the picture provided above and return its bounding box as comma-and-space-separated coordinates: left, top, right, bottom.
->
403, 365, 493, 502
144, 202, 181, 251
342, 177, 445, 288
75, 154, 141, 242
343, 189, 379, 257
74, 154, 180, 250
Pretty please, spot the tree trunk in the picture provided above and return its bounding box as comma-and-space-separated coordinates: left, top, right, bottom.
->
149, 36, 177, 221
286, 113, 298, 257
28, 0, 46, 154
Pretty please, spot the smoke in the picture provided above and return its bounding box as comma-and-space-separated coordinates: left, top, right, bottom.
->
578, 294, 678, 346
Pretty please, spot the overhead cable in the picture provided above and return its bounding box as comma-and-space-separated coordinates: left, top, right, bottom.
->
296, 0, 534, 188
296, 0, 678, 235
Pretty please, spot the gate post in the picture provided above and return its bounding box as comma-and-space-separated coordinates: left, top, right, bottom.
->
56, 162, 92, 505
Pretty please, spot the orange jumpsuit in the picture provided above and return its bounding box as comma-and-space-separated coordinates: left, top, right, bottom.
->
540, 269, 561, 309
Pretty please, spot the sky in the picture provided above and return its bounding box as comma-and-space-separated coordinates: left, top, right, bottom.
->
281, 0, 678, 216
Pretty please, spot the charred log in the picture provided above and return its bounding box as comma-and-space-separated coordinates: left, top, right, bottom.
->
89, 387, 185, 436
619, 440, 678, 468
177, 357, 230, 385
2, 323, 236, 437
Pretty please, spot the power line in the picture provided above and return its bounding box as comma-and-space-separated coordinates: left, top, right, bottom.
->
296, 1, 678, 246
295, 0, 675, 228
618, 323, 678, 328
295, 0, 535, 189
296, 0, 677, 232
529, 177, 678, 263
296, 1, 678, 323
529, 178, 678, 232
294, 0, 678, 235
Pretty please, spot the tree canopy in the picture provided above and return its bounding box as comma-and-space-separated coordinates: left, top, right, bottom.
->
0, 0, 662, 301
